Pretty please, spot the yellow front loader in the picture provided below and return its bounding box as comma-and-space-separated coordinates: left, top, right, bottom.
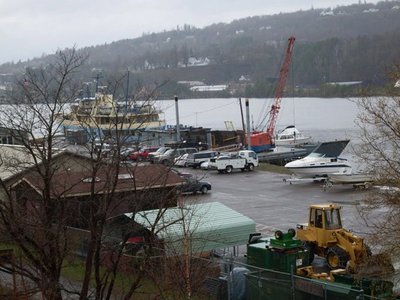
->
296, 203, 371, 272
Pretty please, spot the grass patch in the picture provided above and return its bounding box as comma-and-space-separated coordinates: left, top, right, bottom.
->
61, 258, 209, 299
258, 163, 291, 174
61, 257, 161, 297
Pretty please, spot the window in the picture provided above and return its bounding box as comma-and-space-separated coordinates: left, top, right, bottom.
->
186, 148, 197, 154
325, 209, 342, 229
195, 152, 215, 159
310, 208, 315, 225
315, 209, 323, 228
0, 136, 13, 145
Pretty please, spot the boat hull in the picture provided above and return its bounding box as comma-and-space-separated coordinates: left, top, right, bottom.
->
275, 136, 311, 147
275, 125, 312, 147
285, 165, 352, 178
329, 173, 374, 184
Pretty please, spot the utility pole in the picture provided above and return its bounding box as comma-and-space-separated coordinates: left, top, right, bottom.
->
175, 95, 181, 142
239, 98, 246, 132
246, 98, 251, 150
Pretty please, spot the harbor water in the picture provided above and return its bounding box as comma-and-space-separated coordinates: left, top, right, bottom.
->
158, 97, 363, 166
158, 97, 360, 140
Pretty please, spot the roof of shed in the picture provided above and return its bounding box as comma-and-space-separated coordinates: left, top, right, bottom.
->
0, 145, 87, 181
21, 164, 184, 197
129, 202, 256, 254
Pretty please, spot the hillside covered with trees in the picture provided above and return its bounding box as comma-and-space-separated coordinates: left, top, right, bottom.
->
1, 0, 400, 98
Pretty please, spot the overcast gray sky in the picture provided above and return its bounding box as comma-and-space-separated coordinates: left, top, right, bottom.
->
0, 0, 380, 64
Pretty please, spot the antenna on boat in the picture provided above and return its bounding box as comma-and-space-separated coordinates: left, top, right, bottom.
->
84, 83, 91, 98
93, 73, 103, 93
125, 70, 130, 112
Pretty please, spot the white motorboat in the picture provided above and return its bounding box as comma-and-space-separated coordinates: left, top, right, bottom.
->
275, 125, 312, 147
284, 140, 352, 178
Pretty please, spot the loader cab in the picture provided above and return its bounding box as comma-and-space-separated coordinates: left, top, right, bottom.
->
309, 205, 342, 230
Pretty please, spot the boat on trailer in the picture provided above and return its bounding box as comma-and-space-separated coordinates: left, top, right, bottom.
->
328, 173, 374, 184
323, 172, 374, 190
284, 140, 352, 178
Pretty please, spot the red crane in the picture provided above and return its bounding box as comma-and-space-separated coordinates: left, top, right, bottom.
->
266, 36, 296, 138
248, 36, 295, 152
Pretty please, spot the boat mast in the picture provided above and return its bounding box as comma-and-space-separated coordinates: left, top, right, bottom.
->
125, 71, 130, 112
94, 73, 103, 94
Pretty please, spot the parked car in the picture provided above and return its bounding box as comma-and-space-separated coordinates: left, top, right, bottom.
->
155, 148, 198, 165
200, 161, 209, 170
130, 146, 159, 161
148, 146, 171, 163
94, 143, 114, 157
174, 153, 189, 167
120, 147, 136, 160
178, 174, 212, 195
186, 150, 219, 168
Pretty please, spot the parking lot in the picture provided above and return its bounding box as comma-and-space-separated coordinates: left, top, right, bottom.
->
180, 167, 370, 237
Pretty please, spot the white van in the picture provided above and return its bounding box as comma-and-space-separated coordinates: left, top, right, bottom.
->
186, 151, 219, 168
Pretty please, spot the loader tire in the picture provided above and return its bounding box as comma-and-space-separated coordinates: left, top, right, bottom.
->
302, 242, 315, 264
326, 246, 349, 269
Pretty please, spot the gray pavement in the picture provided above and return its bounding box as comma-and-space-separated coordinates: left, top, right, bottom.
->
181, 167, 370, 238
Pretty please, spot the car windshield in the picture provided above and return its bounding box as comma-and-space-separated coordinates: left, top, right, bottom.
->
164, 149, 174, 155
156, 147, 167, 153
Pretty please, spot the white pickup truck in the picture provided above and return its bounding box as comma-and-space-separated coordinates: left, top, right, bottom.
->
208, 150, 259, 173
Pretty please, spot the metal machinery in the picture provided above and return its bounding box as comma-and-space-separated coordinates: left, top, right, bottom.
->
249, 36, 296, 152
265, 36, 296, 141
296, 204, 371, 271
245, 230, 395, 299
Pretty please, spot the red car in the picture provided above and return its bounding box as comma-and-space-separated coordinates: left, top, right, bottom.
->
130, 146, 159, 161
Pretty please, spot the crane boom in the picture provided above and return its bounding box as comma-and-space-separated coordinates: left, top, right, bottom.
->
266, 36, 295, 138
